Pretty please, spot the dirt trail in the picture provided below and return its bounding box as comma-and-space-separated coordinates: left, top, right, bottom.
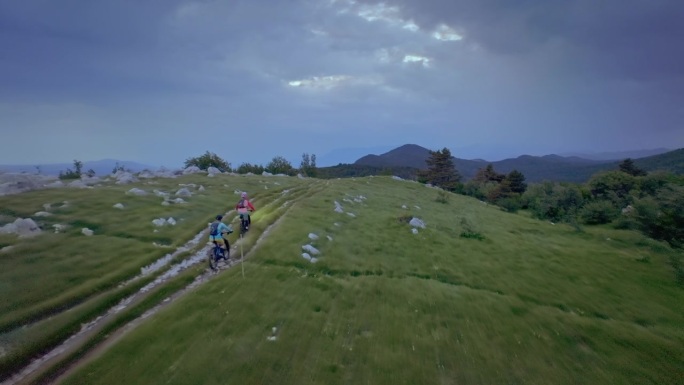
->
2, 193, 296, 385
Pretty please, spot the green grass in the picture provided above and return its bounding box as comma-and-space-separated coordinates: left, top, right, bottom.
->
0, 173, 306, 380
52, 176, 684, 385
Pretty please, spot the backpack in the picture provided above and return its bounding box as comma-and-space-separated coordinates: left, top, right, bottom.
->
209, 221, 220, 237
238, 198, 246, 209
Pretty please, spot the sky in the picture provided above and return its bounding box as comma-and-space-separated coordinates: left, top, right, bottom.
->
1, 0, 683, 168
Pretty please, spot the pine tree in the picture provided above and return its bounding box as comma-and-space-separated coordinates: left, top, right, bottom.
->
424, 148, 461, 191
618, 158, 647, 176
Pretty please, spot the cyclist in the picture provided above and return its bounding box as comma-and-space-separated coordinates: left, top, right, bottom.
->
209, 215, 233, 258
235, 192, 256, 230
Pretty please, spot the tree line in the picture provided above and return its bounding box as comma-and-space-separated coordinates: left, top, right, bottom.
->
184, 151, 317, 177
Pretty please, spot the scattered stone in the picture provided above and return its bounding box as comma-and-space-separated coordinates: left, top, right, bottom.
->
347, 212, 356, 218
302, 253, 312, 261
414, 206, 421, 210
0, 218, 42, 237
43, 203, 52, 211
173, 198, 186, 204
412, 228, 419, 235
113, 203, 125, 209
392, 176, 403, 181
34, 211, 52, 217
198, 185, 206, 192
167, 217, 177, 226
182, 166, 202, 174
310, 257, 318, 263
622, 205, 634, 215
152, 218, 166, 227
327, 235, 333, 241
402, 205, 408, 209
334, 201, 344, 213
302, 244, 320, 255
297, 174, 306, 179
53, 224, 67, 233
0, 245, 14, 254
0, 173, 58, 196
175, 188, 192, 197
68, 180, 88, 188
267, 336, 277, 341
207, 167, 221, 175
308, 233, 319, 240
114, 172, 138, 185
334, 223, 340, 227
81, 228, 94, 236
409, 218, 426, 229
153, 189, 169, 197
45, 180, 64, 188
161, 201, 171, 206
126, 188, 147, 196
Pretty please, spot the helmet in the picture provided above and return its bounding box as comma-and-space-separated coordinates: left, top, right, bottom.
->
216, 215, 223, 221
241, 192, 247, 198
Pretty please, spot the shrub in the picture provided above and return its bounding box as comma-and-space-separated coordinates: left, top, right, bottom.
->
459, 217, 485, 240
435, 190, 450, 204
184, 151, 231, 172
498, 197, 521, 213
266, 156, 296, 175
58, 160, 83, 180
580, 200, 619, 224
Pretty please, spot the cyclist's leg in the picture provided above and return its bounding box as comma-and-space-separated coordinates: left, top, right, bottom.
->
221, 236, 230, 259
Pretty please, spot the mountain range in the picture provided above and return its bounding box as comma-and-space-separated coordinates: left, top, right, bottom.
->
350, 144, 684, 183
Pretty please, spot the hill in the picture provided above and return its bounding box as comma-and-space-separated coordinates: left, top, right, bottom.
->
1, 173, 683, 384
352, 144, 684, 183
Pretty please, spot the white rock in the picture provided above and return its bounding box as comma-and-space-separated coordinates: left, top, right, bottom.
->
402, 205, 408, 209
414, 206, 421, 210
412, 228, 419, 234
302, 244, 320, 255
302, 253, 312, 261
161, 201, 170, 206
308, 233, 319, 240
126, 188, 147, 196
45, 180, 64, 188
334, 201, 344, 213
297, 174, 306, 179
115, 173, 138, 185
183, 166, 202, 174
113, 203, 125, 209
409, 218, 426, 229
173, 198, 186, 204
43, 203, 52, 211
81, 228, 94, 236
392, 176, 403, 180
347, 212, 356, 218
207, 167, 221, 175
261, 171, 272, 177
334, 222, 340, 227
0, 245, 14, 254
267, 336, 277, 341
69, 180, 88, 188
198, 185, 206, 192
0, 218, 42, 237
327, 235, 333, 241
175, 188, 192, 197
153, 189, 169, 197
53, 224, 67, 233
167, 217, 177, 226
34, 211, 52, 217
152, 218, 166, 227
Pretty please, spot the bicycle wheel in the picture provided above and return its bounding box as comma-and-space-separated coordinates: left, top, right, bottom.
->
209, 247, 219, 270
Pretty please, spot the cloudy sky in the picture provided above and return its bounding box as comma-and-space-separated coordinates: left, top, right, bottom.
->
1, 0, 683, 167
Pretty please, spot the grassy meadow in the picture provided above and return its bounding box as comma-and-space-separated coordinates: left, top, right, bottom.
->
1, 174, 683, 384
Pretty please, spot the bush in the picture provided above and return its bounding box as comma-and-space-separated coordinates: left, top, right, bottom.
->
459, 217, 485, 240
59, 160, 83, 180
236, 163, 265, 175
266, 156, 296, 175
435, 190, 450, 204
184, 151, 231, 172
580, 200, 619, 225
498, 197, 521, 213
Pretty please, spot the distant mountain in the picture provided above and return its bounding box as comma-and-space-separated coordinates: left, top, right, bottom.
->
351, 144, 684, 183
560, 148, 671, 161
0, 159, 156, 176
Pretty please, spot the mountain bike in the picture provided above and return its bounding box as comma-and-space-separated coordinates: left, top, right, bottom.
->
208, 235, 231, 270
239, 211, 253, 235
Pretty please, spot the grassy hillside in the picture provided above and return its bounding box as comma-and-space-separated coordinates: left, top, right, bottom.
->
33, 176, 684, 385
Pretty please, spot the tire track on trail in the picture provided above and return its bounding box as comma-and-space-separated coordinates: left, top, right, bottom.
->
3, 183, 320, 385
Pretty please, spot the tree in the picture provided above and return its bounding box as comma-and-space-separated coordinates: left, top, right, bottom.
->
299, 153, 318, 177
506, 170, 527, 194
619, 158, 647, 177
474, 164, 505, 184
59, 159, 83, 180
236, 162, 264, 174
422, 148, 461, 191
266, 156, 296, 175
184, 151, 231, 172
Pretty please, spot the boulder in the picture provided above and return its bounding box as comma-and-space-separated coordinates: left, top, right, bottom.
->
152, 218, 166, 227
308, 233, 319, 240
262, 171, 273, 176
182, 166, 202, 174
167, 217, 177, 226
409, 218, 426, 229
81, 228, 94, 236
126, 188, 147, 196
0, 218, 42, 237
34, 211, 52, 217
175, 188, 192, 197
207, 167, 221, 175
302, 244, 320, 255
113, 203, 125, 209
